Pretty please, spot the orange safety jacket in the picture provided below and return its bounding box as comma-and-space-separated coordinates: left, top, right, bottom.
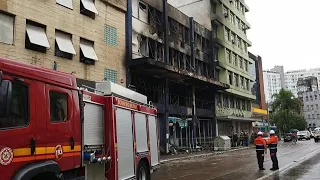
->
267, 135, 278, 150
254, 136, 267, 151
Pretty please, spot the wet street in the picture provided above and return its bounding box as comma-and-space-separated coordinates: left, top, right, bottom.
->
152, 140, 320, 180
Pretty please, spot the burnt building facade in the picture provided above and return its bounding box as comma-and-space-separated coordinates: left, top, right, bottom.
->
126, 0, 229, 153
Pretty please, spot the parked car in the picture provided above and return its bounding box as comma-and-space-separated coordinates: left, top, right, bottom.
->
297, 131, 311, 140
284, 133, 292, 142
314, 130, 320, 142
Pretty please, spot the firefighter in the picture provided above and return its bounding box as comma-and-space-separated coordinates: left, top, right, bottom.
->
267, 130, 279, 170
254, 131, 267, 170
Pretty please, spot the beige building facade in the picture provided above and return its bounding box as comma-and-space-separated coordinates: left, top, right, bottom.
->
0, 0, 127, 85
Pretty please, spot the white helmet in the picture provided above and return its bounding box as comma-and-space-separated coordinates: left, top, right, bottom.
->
257, 131, 263, 135
270, 130, 275, 135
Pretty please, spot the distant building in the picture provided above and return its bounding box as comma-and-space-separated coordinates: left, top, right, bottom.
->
285, 68, 320, 97
263, 70, 282, 103
300, 90, 320, 129
297, 76, 318, 96
270, 66, 285, 89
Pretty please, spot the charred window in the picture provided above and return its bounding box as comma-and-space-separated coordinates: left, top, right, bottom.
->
50, 91, 68, 122
0, 82, 29, 129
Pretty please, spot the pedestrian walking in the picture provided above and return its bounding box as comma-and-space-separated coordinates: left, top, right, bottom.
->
254, 131, 267, 170
267, 130, 279, 171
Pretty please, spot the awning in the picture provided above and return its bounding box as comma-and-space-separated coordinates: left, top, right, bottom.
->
252, 108, 268, 115
81, 0, 98, 14
56, 31, 76, 55
56, 0, 73, 9
80, 39, 98, 61
26, 24, 50, 48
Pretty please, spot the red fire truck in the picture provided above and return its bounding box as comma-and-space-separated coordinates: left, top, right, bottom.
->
0, 57, 160, 180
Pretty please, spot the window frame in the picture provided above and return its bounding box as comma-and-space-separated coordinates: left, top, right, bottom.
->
0, 80, 30, 130
0, 11, 15, 45
47, 85, 73, 124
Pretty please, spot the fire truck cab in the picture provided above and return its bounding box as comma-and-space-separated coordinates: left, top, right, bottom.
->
0, 57, 159, 180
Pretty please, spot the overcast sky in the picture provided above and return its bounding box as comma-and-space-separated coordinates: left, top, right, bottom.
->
246, 0, 320, 71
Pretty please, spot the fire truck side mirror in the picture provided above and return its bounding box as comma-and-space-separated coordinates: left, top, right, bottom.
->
0, 78, 12, 117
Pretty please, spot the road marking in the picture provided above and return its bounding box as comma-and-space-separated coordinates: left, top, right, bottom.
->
256, 147, 320, 180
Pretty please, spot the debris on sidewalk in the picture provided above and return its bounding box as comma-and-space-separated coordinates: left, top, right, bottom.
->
160, 145, 254, 164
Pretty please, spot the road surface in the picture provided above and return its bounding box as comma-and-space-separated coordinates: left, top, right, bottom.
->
152, 140, 320, 180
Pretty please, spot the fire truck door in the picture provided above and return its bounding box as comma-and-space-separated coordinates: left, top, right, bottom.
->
45, 84, 74, 171
0, 77, 36, 178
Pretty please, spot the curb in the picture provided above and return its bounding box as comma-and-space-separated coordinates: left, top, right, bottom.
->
160, 146, 254, 164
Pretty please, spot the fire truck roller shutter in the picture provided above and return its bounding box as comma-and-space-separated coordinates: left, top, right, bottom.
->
135, 112, 148, 153
83, 102, 104, 147
116, 108, 135, 179
148, 115, 159, 167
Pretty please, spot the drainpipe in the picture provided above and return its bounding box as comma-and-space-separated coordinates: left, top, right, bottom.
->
125, 0, 132, 86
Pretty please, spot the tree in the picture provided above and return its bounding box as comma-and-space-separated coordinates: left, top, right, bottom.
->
270, 89, 307, 133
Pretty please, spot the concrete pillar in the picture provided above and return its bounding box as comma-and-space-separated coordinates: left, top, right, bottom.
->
192, 85, 197, 149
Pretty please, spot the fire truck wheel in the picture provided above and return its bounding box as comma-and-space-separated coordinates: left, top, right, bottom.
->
137, 160, 150, 180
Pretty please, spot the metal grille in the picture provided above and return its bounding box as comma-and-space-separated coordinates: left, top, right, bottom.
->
104, 25, 118, 46
104, 69, 117, 83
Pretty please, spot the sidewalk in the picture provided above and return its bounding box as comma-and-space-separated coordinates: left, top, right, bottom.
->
160, 145, 254, 164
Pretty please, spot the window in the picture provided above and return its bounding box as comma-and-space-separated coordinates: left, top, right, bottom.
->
25, 20, 50, 53
223, 7, 228, 16
138, 2, 148, 23
315, 95, 318, 100
50, 91, 68, 122
247, 101, 251, 111
240, 5, 243, 14
223, 95, 228, 107
230, 97, 235, 108
224, 28, 229, 41
0, 12, 14, 45
55, 30, 76, 59
234, 74, 239, 87
235, 18, 239, 28
226, 49, 231, 63
312, 114, 315, 119
244, 60, 247, 71
241, 100, 245, 110
307, 105, 309, 111
104, 69, 118, 83
217, 95, 222, 107
0, 82, 29, 129
56, 0, 73, 9
246, 79, 249, 90
230, 13, 234, 24
232, 53, 236, 66
104, 25, 118, 46
80, 38, 98, 65
228, 71, 233, 85
236, 99, 240, 109
318, 114, 320, 118
230, 33, 235, 43
80, 0, 98, 19
237, 37, 240, 48
240, 77, 245, 88
316, 104, 319, 110
239, 57, 243, 68
308, 114, 310, 119
311, 105, 314, 110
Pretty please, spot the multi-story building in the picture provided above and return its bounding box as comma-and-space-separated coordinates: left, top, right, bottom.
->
263, 70, 282, 103
249, 52, 267, 119
301, 90, 320, 129
168, 0, 256, 137
0, 0, 127, 85
285, 69, 320, 97
270, 65, 285, 89
127, 0, 229, 153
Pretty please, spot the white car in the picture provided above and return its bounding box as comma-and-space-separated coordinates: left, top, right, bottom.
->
297, 131, 311, 140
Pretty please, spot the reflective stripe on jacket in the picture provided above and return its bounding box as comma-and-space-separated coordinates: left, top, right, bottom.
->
268, 135, 278, 149
254, 136, 266, 151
